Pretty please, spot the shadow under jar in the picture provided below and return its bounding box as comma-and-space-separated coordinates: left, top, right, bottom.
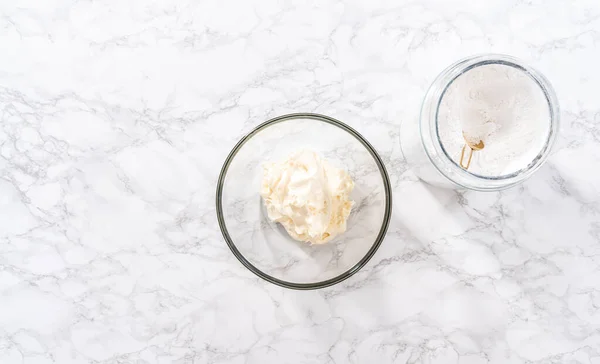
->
400, 54, 560, 191
216, 113, 392, 290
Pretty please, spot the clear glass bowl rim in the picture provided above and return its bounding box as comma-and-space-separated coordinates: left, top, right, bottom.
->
215, 113, 393, 290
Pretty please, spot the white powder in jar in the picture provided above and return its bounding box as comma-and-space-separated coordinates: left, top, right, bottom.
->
438, 64, 551, 176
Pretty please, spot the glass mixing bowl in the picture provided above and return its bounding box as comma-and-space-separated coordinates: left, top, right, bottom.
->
216, 113, 392, 289
400, 54, 559, 190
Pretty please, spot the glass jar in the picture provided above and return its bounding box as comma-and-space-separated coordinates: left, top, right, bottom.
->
400, 54, 560, 191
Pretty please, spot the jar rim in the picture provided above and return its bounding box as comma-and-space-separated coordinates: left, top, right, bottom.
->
419, 54, 560, 191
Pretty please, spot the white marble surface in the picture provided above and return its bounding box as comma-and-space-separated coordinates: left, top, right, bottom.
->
1, 0, 600, 363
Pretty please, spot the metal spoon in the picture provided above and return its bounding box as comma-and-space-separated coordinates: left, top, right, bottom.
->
459, 134, 484, 170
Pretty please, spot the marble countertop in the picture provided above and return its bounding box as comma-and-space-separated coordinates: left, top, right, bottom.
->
1, 0, 600, 363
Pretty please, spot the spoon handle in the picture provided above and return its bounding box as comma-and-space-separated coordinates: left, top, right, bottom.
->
459, 144, 475, 169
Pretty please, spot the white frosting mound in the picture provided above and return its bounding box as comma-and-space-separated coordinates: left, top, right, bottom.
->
260, 150, 354, 244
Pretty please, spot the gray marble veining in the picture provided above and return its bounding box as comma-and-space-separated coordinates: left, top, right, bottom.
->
1, 0, 600, 363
